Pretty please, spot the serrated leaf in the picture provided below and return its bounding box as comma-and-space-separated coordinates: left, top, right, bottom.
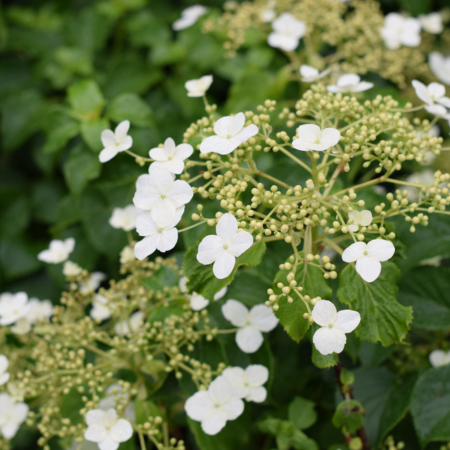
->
337, 262, 412, 346
288, 397, 318, 430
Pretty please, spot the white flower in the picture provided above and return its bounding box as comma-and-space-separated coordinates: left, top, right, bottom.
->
26, 298, 53, 323
109, 205, 139, 231
38, 238, 75, 264
79, 272, 106, 293
120, 246, 135, 264
261, 8, 276, 23
180, 277, 228, 311
184, 376, 244, 435
222, 365, 269, 402
199, 113, 259, 155
221, 300, 278, 353
423, 103, 450, 119
419, 13, 443, 34
412, 80, 450, 110
149, 137, 193, 175
0, 393, 29, 439
429, 349, 450, 368
63, 261, 82, 277
267, 13, 306, 52
348, 210, 372, 232
185, 75, 213, 98
327, 74, 373, 93
381, 13, 421, 50
342, 239, 395, 283
10, 319, 32, 335
0, 356, 10, 386
0, 292, 29, 326
197, 214, 253, 279
115, 311, 144, 337
311, 300, 361, 355
292, 124, 340, 152
99, 384, 136, 422
172, 5, 207, 30
99, 121, 133, 163
429, 52, 450, 85
404, 170, 436, 202
133, 169, 193, 225
84, 408, 133, 450
90, 295, 114, 321
299, 65, 331, 83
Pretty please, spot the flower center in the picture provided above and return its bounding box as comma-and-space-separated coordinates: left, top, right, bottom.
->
223, 244, 229, 250
161, 194, 166, 199
363, 251, 368, 255
328, 324, 333, 329
226, 134, 233, 139
168, 156, 172, 160
157, 228, 163, 233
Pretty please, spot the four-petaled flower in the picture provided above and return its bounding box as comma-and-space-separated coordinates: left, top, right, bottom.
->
0, 292, 29, 326
38, 238, 75, 264
348, 210, 372, 232
149, 137, 193, 175
429, 52, 450, 86
184, 376, 244, 435
342, 239, 395, 283
199, 113, 258, 155
312, 300, 361, 355
197, 214, 253, 279
381, 13, 421, 50
90, 295, 115, 321
109, 205, 139, 231
185, 75, 213, 98
267, 13, 306, 52
221, 299, 278, 353
133, 168, 193, 224
11, 297, 53, 335
99, 121, 133, 163
300, 65, 331, 83
429, 349, 450, 368
172, 5, 208, 31
0, 355, 10, 386
0, 393, 29, 439
327, 74, 373, 93
292, 124, 340, 152
419, 13, 443, 34
134, 207, 184, 260
412, 80, 450, 114
222, 365, 269, 402
84, 408, 133, 450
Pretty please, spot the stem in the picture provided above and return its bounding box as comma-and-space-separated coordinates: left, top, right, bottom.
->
322, 161, 346, 198
330, 177, 383, 199
278, 147, 312, 173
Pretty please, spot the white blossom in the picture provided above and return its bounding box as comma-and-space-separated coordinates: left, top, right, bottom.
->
179, 277, 228, 310
267, 13, 306, 52
38, 238, 75, 264
419, 13, 443, 34
342, 239, 395, 283
348, 210, 372, 232
120, 246, 135, 264
429, 349, 450, 368
197, 214, 253, 279
84, 408, 133, 450
90, 295, 115, 321
221, 300, 278, 353
109, 205, 139, 231
115, 311, 144, 337
0, 356, 10, 386
185, 75, 213, 98
381, 13, 421, 50
79, 272, 106, 293
99, 121, 133, 163
99, 384, 136, 422
184, 376, 244, 435
199, 113, 258, 155
327, 74, 373, 93
134, 207, 184, 260
292, 124, 340, 152
133, 168, 193, 224
0, 292, 29, 326
172, 5, 207, 30
149, 137, 193, 175
261, 8, 276, 23
429, 52, 450, 85
10, 298, 53, 335
312, 300, 361, 355
412, 80, 450, 111
63, 261, 82, 277
300, 65, 331, 83
222, 365, 269, 402
0, 393, 29, 439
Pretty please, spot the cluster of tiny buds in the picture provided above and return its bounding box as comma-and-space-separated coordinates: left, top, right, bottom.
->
384, 436, 405, 450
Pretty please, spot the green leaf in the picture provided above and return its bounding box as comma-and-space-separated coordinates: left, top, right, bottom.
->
141, 265, 179, 292
332, 400, 364, 434
63, 145, 102, 194
134, 398, 165, 424
411, 365, 450, 446
224, 270, 271, 307
288, 397, 318, 430
352, 368, 417, 448
67, 79, 105, 120
80, 118, 110, 152
106, 93, 153, 127
398, 266, 450, 331
183, 236, 266, 301
42, 109, 80, 154
274, 263, 332, 342
60, 388, 84, 425
337, 262, 412, 346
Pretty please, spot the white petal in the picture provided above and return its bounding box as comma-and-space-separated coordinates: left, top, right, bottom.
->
221, 299, 249, 327
190, 294, 210, 311
353, 82, 374, 92
85, 425, 108, 443
201, 408, 228, 435
267, 32, 299, 51
412, 80, 432, 105
249, 304, 278, 332
429, 349, 448, 368
296, 124, 321, 143
156, 228, 178, 252
228, 231, 253, 257
342, 242, 367, 262
208, 376, 234, 404
333, 310, 361, 333
213, 252, 236, 279
134, 235, 158, 260
115, 120, 130, 141
355, 256, 382, 283
135, 211, 158, 237
98, 436, 119, 450
216, 213, 238, 241
313, 327, 347, 355
221, 397, 244, 420
149, 147, 169, 162
320, 127, 341, 148
311, 300, 337, 327
118, 136, 132, 151
200, 135, 241, 155
175, 143, 194, 160
300, 65, 319, 79
167, 180, 193, 207
245, 364, 269, 387
366, 239, 395, 261
222, 367, 247, 398
428, 82, 446, 100
337, 74, 360, 88
213, 286, 227, 301
234, 124, 259, 144
99, 147, 119, 163
197, 235, 225, 265
236, 326, 264, 353
109, 418, 133, 443
86, 409, 106, 426
246, 386, 267, 403
359, 210, 373, 226
101, 129, 116, 148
